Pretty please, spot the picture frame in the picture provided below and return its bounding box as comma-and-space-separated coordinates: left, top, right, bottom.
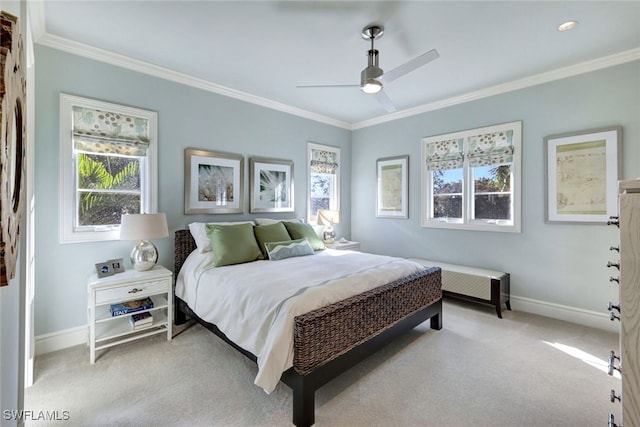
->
376, 155, 409, 218
544, 126, 621, 224
95, 262, 114, 278
249, 157, 294, 213
184, 148, 244, 214
107, 258, 124, 274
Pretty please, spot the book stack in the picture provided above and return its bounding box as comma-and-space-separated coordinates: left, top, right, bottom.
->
129, 311, 153, 330
110, 297, 154, 317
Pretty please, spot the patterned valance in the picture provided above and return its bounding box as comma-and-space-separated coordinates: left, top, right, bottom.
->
425, 138, 464, 171
467, 130, 514, 167
72, 106, 150, 156
310, 148, 339, 174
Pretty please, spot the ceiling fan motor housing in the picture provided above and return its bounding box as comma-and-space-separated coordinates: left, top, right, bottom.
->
361, 49, 383, 93
362, 65, 383, 80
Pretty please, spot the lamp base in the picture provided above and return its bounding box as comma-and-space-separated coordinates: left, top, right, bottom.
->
323, 229, 336, 244
130, 240, 158, 272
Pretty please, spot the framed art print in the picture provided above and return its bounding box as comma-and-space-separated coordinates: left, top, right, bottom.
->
249, 157, 294, 213
544, 127, 621, 224
376, 155, 409, 218
184, 148, 244, 214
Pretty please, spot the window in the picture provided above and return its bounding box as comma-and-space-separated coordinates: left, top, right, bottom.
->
60, 94, 158, 243
307, 143, 340, 224
421, 121, 521, 232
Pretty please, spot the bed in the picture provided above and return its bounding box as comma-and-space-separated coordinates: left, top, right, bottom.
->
173, 226, 442, 426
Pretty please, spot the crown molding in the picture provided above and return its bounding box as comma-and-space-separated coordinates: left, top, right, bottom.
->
35, 32, 352, 130
352, 47, 640, 130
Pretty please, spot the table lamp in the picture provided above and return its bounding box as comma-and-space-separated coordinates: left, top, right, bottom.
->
119, 213, 169, 271
317, 209, 340, 244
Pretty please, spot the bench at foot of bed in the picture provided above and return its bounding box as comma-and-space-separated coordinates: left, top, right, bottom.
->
410, 258, 510, 318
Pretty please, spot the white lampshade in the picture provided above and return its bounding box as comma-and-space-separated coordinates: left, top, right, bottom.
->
120, 213, 169, 271
120, 213, 169, 241
317, 209, 340, 226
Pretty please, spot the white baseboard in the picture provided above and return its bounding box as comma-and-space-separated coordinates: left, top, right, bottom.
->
34, 297, 618, 356
35, 325, 86, 356
510, 295, 619, 334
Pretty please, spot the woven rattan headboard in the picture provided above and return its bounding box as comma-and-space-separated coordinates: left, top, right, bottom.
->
174, 229, 196, 278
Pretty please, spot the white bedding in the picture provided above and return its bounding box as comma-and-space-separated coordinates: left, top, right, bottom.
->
175, 249, 426, 393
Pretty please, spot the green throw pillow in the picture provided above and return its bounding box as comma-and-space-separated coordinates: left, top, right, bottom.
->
253, 222, 292, 258
283, 221, 325, 251
205, 223, 263, 267
265, 238, 315, 261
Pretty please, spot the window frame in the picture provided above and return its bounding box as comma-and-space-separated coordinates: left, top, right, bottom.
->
421, 121, 522, 233
307, 142, 340, 224
59, 94, 158, 244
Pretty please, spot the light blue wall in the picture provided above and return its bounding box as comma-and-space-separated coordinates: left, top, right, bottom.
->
34, 43, 639, 337
34, 46, 351, 336
352, 61, 640, 314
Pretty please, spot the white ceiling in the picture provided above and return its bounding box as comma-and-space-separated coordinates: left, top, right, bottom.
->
36, 1, 640, 127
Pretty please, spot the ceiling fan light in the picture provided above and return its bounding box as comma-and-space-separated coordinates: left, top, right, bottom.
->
361, 62, 383, 94
361, 79, 383, 94
558, 20, 578, 31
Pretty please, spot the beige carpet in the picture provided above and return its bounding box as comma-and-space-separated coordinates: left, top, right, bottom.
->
25, 300, 620, 426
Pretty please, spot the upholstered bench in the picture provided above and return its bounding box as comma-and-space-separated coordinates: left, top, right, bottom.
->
409, 258, 511, 318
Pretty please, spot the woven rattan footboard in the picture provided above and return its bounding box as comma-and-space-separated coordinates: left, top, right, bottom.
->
293, 268, 441, 375
173, 229, 443, 426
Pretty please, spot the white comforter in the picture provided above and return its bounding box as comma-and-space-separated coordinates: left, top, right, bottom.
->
175, 249, 426, 393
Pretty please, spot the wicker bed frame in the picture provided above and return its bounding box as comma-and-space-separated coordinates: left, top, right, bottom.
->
173, 229, 442, 426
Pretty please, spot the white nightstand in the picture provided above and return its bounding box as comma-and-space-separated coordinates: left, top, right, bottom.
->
87, 265, 173, 363
326, 240, 360, 251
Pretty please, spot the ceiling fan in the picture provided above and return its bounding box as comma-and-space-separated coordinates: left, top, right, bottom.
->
297, 24, 440, 113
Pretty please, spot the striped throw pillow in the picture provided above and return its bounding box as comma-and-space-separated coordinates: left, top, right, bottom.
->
265, 238, 315, 261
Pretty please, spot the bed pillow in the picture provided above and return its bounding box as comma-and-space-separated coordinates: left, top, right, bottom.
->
205, 223, 263, 267
283, 221, 325, 251
265, 238, 315, 261
254, 218, 301, 226
253, 222, 292, 258
189, 221, 254, 253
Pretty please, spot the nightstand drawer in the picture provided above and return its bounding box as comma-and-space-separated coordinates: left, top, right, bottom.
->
94, 278, 170, 305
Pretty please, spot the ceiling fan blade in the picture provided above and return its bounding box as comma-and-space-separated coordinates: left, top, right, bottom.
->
380, 48, 440, 84
373, 90, 397, 113
296, 84, 359, 89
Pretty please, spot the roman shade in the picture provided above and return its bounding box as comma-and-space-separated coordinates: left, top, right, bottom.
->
466, 129, 514, 167
310, 148, 338, 174
425, 138, 464, 171
72, 106, 150, 156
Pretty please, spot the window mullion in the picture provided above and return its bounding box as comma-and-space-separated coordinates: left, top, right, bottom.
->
464, 145, 472, 224
430, 171, 436, 220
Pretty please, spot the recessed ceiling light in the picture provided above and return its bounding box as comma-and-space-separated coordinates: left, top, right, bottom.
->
558, 21, 578, 32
